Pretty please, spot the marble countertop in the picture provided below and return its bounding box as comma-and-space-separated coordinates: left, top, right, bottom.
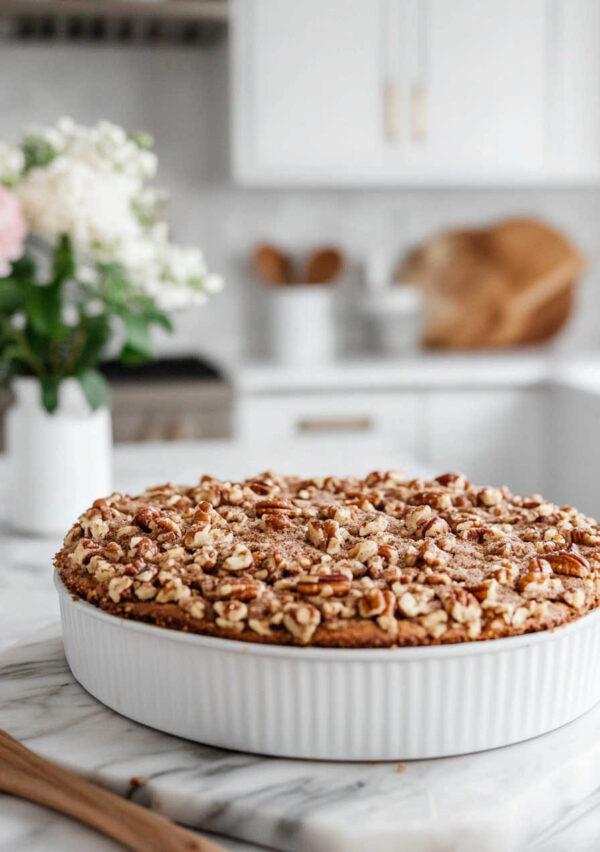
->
2, 439, 600, 851
6, 627, 600, 852
226, 351, 600, 396
228, 350, 553, 393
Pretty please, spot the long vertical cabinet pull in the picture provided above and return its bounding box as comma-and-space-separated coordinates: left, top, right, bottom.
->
544, 0, 564, 176
382, 0, 400, 144
411, 0, 429, 143
383, 78, 399, 144
410, 81, 428, 143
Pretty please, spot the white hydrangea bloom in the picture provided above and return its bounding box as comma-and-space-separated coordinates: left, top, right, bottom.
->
0, 142, 24, 186
113, 226, 223, 312
28, 117, 157, 183
18, 157, 140, 253
62, 304, 80, 327
12, 117, 220, 312
10, 312, 26, 331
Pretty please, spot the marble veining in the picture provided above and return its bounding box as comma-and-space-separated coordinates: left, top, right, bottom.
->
2, 629, 600, 851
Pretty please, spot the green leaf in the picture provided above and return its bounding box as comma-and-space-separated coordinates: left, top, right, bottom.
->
77, 368, 109, 411
119, 343, 150, 366
121, 312, 153, 360
128, 295, 173, 332
129, 130, 153, 150
0, 279, 24, 313
53, 235, 75, 282
9, 256, 36, 281
40, 377, 59, 414
99, 263, 129, 307
76, 314, 110, 371
22, 135, 56, 172
24, 279, 65, 339
143, 306, 173, 332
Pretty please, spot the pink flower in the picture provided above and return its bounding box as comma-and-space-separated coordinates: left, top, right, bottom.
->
0, 186, 26, 277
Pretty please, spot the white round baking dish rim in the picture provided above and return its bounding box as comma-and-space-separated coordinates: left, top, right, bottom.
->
55, 573, 600, 761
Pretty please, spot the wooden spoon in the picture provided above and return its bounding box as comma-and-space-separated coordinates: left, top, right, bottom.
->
0, 729, 223, 852
305, 247, 344, 284
252, 243, 293, 286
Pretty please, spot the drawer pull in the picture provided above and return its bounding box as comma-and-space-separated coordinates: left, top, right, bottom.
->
297, 416, 373, 434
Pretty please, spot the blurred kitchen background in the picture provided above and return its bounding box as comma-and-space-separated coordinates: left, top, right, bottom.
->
2, 0, 600, 511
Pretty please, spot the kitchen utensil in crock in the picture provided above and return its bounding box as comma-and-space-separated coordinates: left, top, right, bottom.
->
252, 243, 293, 285
305, 246, 344, 284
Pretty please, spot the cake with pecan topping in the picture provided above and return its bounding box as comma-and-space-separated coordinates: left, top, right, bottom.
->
55, 471, 600, 647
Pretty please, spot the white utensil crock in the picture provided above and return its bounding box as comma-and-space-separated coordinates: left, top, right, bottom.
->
6, 377, 112, 536
270, 285, 335, 364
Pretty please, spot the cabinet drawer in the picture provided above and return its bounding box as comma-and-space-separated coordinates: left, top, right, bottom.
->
236, 392, 421, 457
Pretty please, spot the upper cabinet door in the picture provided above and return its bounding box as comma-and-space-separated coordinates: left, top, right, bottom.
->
231, 0, 387, 183
546, 0, 600, 180
402, 0, 547, 181
231, 0, 600, 185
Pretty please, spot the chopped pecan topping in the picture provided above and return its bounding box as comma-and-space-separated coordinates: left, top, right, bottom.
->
296, 573, 351, 597
545, 550, 590, 578
262, 513, 292, 531
358, 588, 388, 618
435, 472, 467, 490
283, 602, 321, 644
349, 539, 379, 562
439, 589, 481, 626
255, 499, 300, 518
359, 514, 388, 536
223, 543, 253, 572
416, 516, 450, 539
55, 469, 600, 648
478, 487, 502, 507
405, 505, 434, 534
306, 518, 346, 555
214, 600, 248, 632
397, 586, 435, 617
108, 576, 132, 603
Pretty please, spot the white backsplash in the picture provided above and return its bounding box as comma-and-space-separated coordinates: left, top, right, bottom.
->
1, 38, 600, 364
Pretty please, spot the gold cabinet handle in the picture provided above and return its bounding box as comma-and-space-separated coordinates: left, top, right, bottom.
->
411, 80, 428, 143
297, 416, 374, 433
383, 78, 399, 144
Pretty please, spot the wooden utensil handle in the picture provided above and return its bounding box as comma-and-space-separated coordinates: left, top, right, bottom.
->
0, 730, 223, 852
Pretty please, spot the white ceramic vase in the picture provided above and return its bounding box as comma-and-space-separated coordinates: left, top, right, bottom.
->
270, 285, 335, 365
6, 377, 112, 537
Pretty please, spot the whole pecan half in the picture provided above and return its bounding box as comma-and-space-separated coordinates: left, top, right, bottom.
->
255, 499, 300, 518
296, 573, 351, 597
544, 550, 590, 578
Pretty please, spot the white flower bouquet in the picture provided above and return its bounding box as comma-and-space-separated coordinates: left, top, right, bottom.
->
0, 118, 221, 412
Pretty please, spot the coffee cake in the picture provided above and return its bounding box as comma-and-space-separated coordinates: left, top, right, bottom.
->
55, 471, 600, 647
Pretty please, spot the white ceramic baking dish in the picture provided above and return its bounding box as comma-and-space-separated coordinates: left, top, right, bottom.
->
56, 573, 600, 761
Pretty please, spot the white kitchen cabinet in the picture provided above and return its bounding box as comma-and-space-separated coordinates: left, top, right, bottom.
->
546, 0, 600, 179
231, 0, 387, 181
402, 0, 546, 181
235, 391, 422, 458
423, 389, 546, 495
231, 0, 600, 185
235, 386, 545, 494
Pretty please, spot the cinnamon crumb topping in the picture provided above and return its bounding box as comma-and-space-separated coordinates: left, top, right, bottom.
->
54, 471, 600, 647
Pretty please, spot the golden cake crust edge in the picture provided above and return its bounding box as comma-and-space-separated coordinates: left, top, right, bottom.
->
57, 559, 589, 648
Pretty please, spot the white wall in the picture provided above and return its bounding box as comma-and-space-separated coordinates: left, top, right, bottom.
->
2, 38, 600, 366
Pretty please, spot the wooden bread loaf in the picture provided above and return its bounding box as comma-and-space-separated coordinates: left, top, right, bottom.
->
398, 218, 585, 349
